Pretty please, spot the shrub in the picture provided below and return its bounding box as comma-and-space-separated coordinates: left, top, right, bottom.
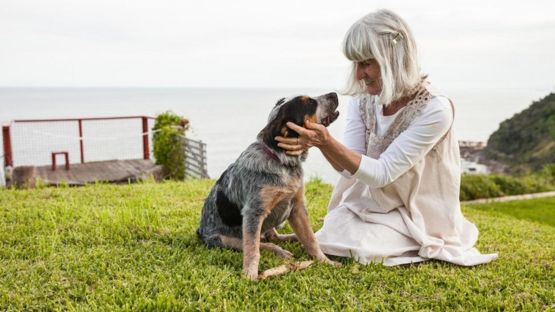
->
152, 112, 188, 180
460, 174, 503, 201
539, 163, 555, 184
460, 166, 555, 201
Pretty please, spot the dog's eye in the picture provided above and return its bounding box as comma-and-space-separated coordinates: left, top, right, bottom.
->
275, 98, 286, 107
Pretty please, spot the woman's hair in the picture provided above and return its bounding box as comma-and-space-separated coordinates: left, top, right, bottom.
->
342, 9, 423, 105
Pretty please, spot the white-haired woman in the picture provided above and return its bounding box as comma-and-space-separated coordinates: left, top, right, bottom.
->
276, 9, 497, 266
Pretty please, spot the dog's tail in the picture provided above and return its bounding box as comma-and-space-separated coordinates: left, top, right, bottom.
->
197, 228, 224, 249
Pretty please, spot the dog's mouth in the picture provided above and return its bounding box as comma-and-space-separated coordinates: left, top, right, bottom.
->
321, 110, 339, 127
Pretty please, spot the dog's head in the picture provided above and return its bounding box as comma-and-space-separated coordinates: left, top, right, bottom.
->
259, 92, 339, 153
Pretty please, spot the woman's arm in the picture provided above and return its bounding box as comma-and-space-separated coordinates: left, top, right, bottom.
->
353, 97, 453, 187
277, 96, 454, 188
319, 134, 362, 174
276, 98, 366, 174
279, 121, 362, 174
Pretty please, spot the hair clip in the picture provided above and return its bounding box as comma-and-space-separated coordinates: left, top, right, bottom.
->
392, 32, 403, 45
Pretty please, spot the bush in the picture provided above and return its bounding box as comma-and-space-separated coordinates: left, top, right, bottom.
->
460, 175, 503, 201
539, 163, 555, 184
460, 165, 555, 201
152, 112, 188, 180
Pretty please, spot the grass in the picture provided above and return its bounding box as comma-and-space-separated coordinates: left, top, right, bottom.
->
0, 179, 554, 311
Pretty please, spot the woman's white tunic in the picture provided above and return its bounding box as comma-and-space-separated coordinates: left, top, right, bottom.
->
315, 94, 498, 266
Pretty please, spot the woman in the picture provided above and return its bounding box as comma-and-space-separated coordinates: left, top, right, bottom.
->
276, 9, 498, 266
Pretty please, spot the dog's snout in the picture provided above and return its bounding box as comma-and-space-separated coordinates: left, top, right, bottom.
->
325, 92, 339, 109
326, 92, 338, 103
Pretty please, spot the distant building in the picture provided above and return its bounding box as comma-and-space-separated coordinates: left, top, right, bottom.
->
461, 159, 489, 174
459, 140, 491, 174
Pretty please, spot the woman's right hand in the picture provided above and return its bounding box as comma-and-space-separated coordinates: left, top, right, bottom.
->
275, 120, 331, 155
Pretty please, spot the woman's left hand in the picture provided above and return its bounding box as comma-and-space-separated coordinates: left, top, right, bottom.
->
275, 120, 331, 156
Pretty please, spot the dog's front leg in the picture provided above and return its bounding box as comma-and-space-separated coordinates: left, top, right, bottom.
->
242, 214, 264, 280
288, 189, 341, 267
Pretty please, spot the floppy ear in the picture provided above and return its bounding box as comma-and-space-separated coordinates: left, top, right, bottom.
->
275, 98, 285, 106
284, 97, 318, 128
259, 97, 317, 151
260, 104, 294, 151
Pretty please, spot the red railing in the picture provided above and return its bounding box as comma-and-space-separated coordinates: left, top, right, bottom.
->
2, 116, 155, 168
2, 125, 13, 167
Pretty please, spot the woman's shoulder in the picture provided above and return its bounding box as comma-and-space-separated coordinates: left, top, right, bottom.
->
414, 95, 453, 130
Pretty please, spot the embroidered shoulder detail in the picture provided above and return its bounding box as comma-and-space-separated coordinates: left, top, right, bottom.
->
359, 95, 375, 131
362, 84, 434, 157
359, 95, 376, 153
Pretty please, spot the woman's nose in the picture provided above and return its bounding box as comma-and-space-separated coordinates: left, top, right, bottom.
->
356, 64, 366, 80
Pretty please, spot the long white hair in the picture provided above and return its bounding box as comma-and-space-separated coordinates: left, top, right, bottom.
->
342, 9, 423, 105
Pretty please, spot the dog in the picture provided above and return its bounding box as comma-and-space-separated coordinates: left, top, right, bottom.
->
197, 92, 340, 280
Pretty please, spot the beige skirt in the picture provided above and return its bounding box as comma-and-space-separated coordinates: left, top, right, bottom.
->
315, 203, 498, 266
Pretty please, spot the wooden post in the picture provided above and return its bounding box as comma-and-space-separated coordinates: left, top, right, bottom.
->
78, 119, 84, 163
142, 117, 149, 160
200, 140, 208, 178
2, 124, 13, 167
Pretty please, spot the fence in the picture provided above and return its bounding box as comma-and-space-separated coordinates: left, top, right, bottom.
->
2, 116, 155, 167
182, 136, 209, 179
0, 154, 5, 187
1, 117, 210, 183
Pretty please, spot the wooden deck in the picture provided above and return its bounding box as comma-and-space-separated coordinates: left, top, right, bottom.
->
10, 159, 162, 188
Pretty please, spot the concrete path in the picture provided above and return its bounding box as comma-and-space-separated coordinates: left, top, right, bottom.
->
462, 191, 555, 205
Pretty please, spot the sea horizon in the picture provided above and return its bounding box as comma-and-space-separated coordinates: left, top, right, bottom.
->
1, 86, 552, 183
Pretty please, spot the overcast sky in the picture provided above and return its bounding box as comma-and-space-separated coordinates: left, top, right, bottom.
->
1, 0, 554, 90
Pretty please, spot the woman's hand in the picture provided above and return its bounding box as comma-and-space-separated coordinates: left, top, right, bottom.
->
275, 120, 331, 156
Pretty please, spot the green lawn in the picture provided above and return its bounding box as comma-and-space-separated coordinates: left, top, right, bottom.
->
0, 180, 554, 311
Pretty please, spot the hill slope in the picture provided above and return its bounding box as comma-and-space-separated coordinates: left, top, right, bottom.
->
485, 93, 555, 172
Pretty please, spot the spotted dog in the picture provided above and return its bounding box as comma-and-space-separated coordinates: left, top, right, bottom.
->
197, 92, 340, 280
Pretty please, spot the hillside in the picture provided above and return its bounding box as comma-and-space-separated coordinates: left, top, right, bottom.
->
485, 92, 555, 172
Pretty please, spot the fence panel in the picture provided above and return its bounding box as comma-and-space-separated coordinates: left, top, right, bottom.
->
5, 117, 155, 167
181, 137, 209, 179
0, 155, 5, 187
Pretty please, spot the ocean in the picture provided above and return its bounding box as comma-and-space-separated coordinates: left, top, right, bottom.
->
0, 87, 550, 184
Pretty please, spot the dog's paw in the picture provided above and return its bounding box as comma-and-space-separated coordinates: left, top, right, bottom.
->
242, 268, 259, 281
275, 248, 294, 259
275, 233, 298, 242
320, 257, 342, 267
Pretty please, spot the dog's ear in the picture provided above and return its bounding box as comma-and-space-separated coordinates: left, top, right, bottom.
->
261, 103, 291, 150
260, 96, 317, 151
287, 96, 318, 128
274, 98, 285, 107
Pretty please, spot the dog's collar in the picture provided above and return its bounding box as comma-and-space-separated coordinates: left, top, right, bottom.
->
260, 142, 281, 162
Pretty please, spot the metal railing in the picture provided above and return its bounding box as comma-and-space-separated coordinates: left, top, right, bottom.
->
0, 154, 5, 187
181, 136, 209, 179
2, 116, 155, 167
1, 117, 210, 183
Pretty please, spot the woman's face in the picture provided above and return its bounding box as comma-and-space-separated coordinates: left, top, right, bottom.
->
356, 59, 381, 95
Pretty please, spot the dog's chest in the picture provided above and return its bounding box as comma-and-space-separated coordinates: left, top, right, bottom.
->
261, 198, 294, 232
259, 181, 302, 233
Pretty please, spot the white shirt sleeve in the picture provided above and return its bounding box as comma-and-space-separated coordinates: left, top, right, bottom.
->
337, 98, 366, 178
353, 96, 453, 188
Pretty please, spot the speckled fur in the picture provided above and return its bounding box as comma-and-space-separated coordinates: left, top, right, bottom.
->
196, 93, 339, 277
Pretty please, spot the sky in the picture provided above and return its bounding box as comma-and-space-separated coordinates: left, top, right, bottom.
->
1, 0, 554, 91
